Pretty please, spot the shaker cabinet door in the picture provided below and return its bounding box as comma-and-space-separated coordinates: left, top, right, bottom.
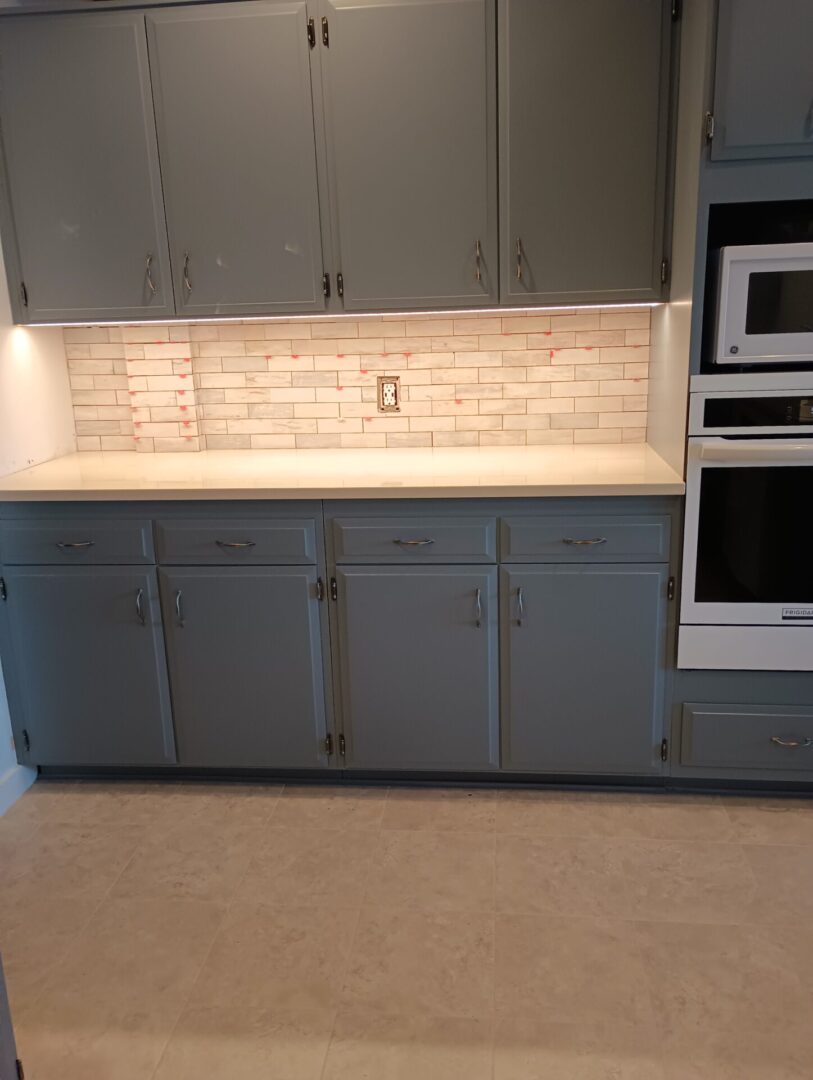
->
501, 565, 668, 774
499, 0, 670, 304
320, 0, 497, 310
146, 1, 327, 317
0, 13, 173, 323
711, 0, 813, 161
334, 566, 499, 770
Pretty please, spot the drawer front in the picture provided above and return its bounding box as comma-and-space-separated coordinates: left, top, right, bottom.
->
500, 515, 670, 562
0, 519, 154, 565
156, 519, 316, 565
332, 517, 497, 563
681, 703, 813, 772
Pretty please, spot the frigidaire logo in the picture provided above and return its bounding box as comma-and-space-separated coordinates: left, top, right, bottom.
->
782, 608, 813, 620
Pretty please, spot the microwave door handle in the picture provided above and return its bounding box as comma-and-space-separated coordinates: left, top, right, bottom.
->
699, 441, 813, 463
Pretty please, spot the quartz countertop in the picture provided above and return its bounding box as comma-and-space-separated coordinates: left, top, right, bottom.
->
0, 445, 684, 501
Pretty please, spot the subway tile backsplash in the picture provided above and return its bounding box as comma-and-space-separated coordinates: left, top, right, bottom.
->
65, 309, 650, 452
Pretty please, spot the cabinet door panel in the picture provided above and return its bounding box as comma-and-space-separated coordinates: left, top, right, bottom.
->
336, 566, 498, 770
712, 0, 813, 161
321, 0, 497, 309
0, 567, 175, 766
160, 567, 327, 767
502, 565, 667, 773
500, 0, 669, 303
147, 1, 325, 316
0, 13, 173, 322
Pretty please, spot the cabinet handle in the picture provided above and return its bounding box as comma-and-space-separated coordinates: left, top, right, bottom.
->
475, 239, 482, 283
516, 585, 524, 627
175, 588, 185, 628
562, 537, 607, 546
135, 587, 145, 625
56, 540, 94, 550
515, 236, 523, 281
145, 253, 157, 295
474, 586, 482, 628
215, 540, 256, 549
183, 252, 192, 293
770, 735, 812, 749
393, 537, 435, 547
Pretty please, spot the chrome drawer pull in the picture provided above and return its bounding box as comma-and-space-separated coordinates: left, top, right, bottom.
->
516, 585, 524, 627
474, 586, 482, 628
770, 735, 812, 749
135, 588, 145, 625
56, 540, 94, 550
562, 537, 607, 546
475, 239, 482, 283
145, 252, 157, 295
215, 540, 257, 549
175, 589, 185, 628
183, 252, 192, 293
393, 538, 435, 547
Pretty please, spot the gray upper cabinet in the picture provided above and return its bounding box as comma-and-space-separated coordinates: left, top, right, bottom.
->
335, 566, 499, 770
0, 13, 173, 323
159, 567, 328, 768
499, 0, 671, 304
146, 2, 327, 317
319, 0, 497, 310
711, 0, 813, 161
0, 566, 175, 767
501, 564, 668, 774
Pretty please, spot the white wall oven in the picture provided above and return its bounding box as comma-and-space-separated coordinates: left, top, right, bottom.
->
680, 382, 813, 670
715, 242, 813, 367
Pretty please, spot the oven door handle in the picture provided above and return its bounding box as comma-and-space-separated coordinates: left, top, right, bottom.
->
698, 441, 813, 463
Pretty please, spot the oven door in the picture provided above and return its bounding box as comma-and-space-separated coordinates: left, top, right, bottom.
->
716, 243, 813, 366
682, 437, 813, 627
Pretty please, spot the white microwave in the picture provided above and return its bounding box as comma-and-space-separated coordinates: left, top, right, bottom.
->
715, 242, 813, 367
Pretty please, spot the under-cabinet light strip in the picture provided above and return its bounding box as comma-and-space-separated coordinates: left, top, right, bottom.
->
24, 301, 663, 329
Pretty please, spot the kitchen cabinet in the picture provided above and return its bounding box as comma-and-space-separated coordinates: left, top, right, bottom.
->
0, 566, 175, 767
499, 0, 671, 304
146, 2, 327, 316
334, 566, 499, 770
0, 12, 173, 322
158, 567, 329, 768
710, 0, 813, 161
319, 0, 498, 310
501, 564, 669, 774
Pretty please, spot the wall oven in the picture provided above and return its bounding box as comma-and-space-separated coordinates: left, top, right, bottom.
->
715, 242, 813, 367
680, 381, 813, 670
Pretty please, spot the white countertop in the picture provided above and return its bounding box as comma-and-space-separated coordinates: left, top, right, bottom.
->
0, 445, 684, 501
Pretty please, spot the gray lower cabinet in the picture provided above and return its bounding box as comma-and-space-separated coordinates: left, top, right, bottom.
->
334, 566, 499, 770
146, 2, 327, 316
0, 957, 19, 1080
0, 12, 173, 323
501, 564, 668, 774
0, 566, 175, 766
499, 0, 670, 304
159, 567, 328, 768
711, 0, 813, 161
320, 0, 497, 310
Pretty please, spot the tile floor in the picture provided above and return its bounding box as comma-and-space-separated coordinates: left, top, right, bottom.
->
1, 781, 813, 1078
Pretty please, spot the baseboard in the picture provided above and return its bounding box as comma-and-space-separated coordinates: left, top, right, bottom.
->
0, 761, 36, 817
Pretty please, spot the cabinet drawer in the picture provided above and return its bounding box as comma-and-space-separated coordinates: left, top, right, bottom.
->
0, 519, 154, 565
332, 517, 497, 563
500, 515, 670, 562
156, 519, 316, 565
681, 703, 813, 773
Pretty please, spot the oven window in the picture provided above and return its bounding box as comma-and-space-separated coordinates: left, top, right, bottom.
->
695, 467, 813, 602
746, 270, 813, 335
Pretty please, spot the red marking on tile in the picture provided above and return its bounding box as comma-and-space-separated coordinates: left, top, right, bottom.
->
360, 369, 369, 375
180, 405, 188, 411
543, 331, 552, 336
178, 390, 186, 396
585, 347, 593, 351
184, 435, 193, 441
292, 354, 299, 359
179, 373, 188, 379
133, 436, 140, 441
134, 421, 142, 427
404, 352, 411, 357
183, 420, 191, 427
265, 354, 273, 359
365, 416, 373, 422
184, 357, 191, 363
455, 399, 463, 405
337, 385, 344, 391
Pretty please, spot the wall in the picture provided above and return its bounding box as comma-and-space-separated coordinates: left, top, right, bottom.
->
0, 246, 74, 813
66, 307, 653, 451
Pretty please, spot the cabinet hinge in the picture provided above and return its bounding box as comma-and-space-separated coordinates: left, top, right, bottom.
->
316, 577, 325, 602
322, 272, 331, 299
0, 576, 6, 602
19, 281, 28, 308
704, 111, 715, 142
16, 1060, 25, 1080
324, 732, 333, 757
338, 732, 346, 757
22, 729, 30, 752
667, 575, 676, 601
306, 16, 316, 48
321, 15, 329, 46
336, 272, 344, 298
660, 738, 669, 763
330, 576, 338, 602
671, 0, 681, 20
660, 258, 670, 286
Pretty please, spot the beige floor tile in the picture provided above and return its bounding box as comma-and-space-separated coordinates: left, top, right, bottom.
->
382, 787, 497, 832
493, 1018, 665, 1080
153, 1005, 335, 1080
661, 1027, 813, 1080
741, 843, 813, 923
236, 828, 377, 908
495, 915, 655, 1026
271, 785, 388, 830
322, 1011, 494, 1080
189, 902, 353, 1015
496, 834, 631, 917
0, 780, 83, 830
109, 819, 263, 903
14, 1017, 170, 1080
721, 797, 813, 845
366, 830, 495, 912
342, 907, 494, 1019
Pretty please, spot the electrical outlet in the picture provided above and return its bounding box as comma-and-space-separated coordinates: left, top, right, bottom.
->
377, 375, 401, 413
